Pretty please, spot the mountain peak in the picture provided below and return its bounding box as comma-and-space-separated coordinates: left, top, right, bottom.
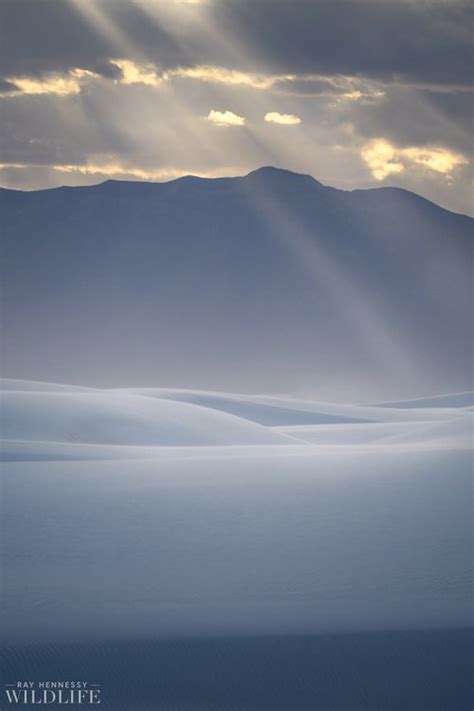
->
244, 166, 320, 185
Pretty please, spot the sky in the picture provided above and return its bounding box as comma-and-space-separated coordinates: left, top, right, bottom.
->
0, 0, 472, 215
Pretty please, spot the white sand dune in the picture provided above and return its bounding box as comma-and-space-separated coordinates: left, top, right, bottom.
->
116, 387, 466, 425
1, 439, 317, 462
1, 389, 297, 447
1, 379, 470, 458
369, 391, 474, 409
277, 415, 472, 448
1, 379, 471, 644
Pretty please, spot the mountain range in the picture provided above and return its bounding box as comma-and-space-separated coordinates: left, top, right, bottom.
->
1, 167, 472, 399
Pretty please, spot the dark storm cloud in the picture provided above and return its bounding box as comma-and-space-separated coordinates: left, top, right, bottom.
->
215, 0, 473, 87
0, 0, 183, 78
0, 0, 106, 77
0, 0, 471, 89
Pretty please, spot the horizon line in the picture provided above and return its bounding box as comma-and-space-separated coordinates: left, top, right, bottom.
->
0, 165, 472, 219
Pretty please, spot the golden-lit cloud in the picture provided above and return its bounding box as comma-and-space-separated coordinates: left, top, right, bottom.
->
361, 140, 405, 180
338, 89, 385, 102
169, 68, 384, 100
2, 68, 100, 97
53, 163, 180, 180
1, 60, 387, 104
6, 74, 80, 96
362, 139, 468, 180
70, 69, 100, 79
0, 162, 245, 182
0, 163, 28, 170
207, 109, 246, 127
264, 112, 301, 125
170, 65, 292, 90
108, 61, 286, 91
107, 61, 294, 91
3, 60, 165, 96
401, 146, 468, 174
0, 162, 179, 181
110, 59, 163, 87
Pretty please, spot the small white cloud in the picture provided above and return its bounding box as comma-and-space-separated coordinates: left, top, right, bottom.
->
207, 110, 246, 127
264, 112, 301, 125
361, 138, 468, 181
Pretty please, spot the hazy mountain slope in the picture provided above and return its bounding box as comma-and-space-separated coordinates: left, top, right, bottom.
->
1, 167, 472, 399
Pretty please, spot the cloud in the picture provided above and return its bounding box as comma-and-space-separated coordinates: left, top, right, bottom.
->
111, 62, 295, 92
170, 65, 291, 90
362, 139, 468, 180
335, 89, 386, 104
1, 61, 387, 101
401, 146, 469, 174
270, 74, 386, 101
1, 0, 471, 89
0, 60, 164, 98
0, 162, 245, 184
207, 110, 246, 127
361, 139, 405, 180
265, 112, 301, 125
0, 162, 27, 170
1, 61, 377, 99
53, 163, 179, 180
211, 0, 473, 89
110, 59, 163, 87
0, 67, 102, 97
5, 73, 82, 96
0, 62, 316, 98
